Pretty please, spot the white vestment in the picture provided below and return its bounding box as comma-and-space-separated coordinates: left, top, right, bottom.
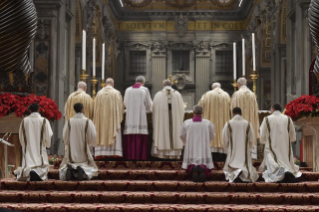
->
259, 111, 302, 182
152, 86, 185, 159
141, 86, 153, 113
124, 85, 152, 135
222, 115, 259, 182
15, 113, 53, 181
59, 113, 98, 180
95, 129, 122, 157
180, 118, 215, 169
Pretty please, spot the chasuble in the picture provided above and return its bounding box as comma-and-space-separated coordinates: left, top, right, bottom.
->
152, 86, 185, 159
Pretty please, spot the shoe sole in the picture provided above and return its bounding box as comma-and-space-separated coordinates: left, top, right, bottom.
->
30, 170, 43, 182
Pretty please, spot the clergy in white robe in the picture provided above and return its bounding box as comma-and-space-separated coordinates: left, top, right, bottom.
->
222, 107, 259, 183
93, 78, 124, 159
152, 79, 185, 159
59, 103, 98, 181
14, 103, 53, 181
231, 77, 259, 159
123, 76, 152, 160
198, 82, 230, 161
180, 105, 215, 182
64, 81, 94, 122
259, 103, 302, 183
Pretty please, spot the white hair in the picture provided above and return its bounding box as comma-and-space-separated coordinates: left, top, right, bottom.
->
237, 77, 247, 85
136, 76, 146, 83
105, 78, 114, 85
77, 81, 87, 90
212, 82, 221, 89
163, 79, 172, 87
193, 105, 203, 115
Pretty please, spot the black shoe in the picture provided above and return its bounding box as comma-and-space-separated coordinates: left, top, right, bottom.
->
284, 172, 296, 183
66, 165, 73, 181
234, 171, 243, 183
77, 166, 85, 181
198, 166, 206, 183
30, 170, 43, 181
191, 166, 199, 183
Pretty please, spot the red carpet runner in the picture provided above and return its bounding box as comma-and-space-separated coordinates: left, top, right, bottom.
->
0, 161, 318, 211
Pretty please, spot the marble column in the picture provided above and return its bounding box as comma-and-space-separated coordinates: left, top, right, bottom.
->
195, 42, 211, 103
151, 53, 166, 96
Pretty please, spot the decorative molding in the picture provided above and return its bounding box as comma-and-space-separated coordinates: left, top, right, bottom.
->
195, 41, 211, 57
175, 14, 188, 38
151, 41, 166, 56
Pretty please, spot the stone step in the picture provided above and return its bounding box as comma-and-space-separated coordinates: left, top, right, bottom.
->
2, 179, 319, 193
0, 190, 319, 205
52, 161, 313, 171
1, 203, 319, 212
47, 169, 318, 181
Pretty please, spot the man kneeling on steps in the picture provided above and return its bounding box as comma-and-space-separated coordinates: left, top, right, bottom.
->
180, 105, 215, 183
59, 103, 98, 181
14, 103, 53, 181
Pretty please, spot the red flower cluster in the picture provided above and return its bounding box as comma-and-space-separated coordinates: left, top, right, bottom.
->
284, 95, 319, 121
0, 93, 62, 121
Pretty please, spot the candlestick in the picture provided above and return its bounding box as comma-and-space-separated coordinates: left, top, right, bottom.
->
91, 75, 98, 101
252, 33, 256, 71
102, 43, 105, 80
231, 79, 238, 93
80, 69, 89, 81
233, 42, 237, 80
250, 70, 259, 98
100, 79, 105, 88
242, 38, 245, 77
82, 30, 86, 71
93, 38, 96, 76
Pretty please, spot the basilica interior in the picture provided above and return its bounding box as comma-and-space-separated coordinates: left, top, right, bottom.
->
0, 0, 318, 211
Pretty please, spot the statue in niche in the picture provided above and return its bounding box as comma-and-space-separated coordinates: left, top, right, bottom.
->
175, 14, 188, 38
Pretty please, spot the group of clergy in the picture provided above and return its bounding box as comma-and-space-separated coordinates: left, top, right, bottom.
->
13, 75, 301, 184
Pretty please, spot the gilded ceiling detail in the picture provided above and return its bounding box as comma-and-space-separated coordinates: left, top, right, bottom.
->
123, 0, 239, 8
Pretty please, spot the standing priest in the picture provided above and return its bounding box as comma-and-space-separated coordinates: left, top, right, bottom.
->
222, 107, 259, 183
198, 82, 230, 161
59, 103, 98, 181
231, 77, 259, 158
259, 103, 302, 183
15, 103, 53, 181
123, 76, 152, 160
152, 79, 184, 159
65, 81, 94, 122
93, 78, 124, 158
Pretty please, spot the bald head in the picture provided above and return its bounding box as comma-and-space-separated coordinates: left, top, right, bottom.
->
237, 77, 247, 89
105, 78, 114, 87
78, 81, 87, 92
163, 79, 172, 87
212, 82, 221, 90
193, 105, 203, 115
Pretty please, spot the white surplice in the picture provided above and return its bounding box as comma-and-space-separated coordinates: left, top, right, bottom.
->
15, 113, 53, 181
124, 85, 152, 135
259, 111, 302, 182
152, 86, 185, 159
222, 115, 259, 182
141, 86, 153, 113
180, 118, 215, 169
59, 113, 98, 180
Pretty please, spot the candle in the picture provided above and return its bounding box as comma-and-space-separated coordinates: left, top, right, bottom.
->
82, 30, 86, 70
233, 42, 236, 80
102, 43, 105, 80
242, 39, 245, 76
252, 33, 256, 71
93, 38, 96, 76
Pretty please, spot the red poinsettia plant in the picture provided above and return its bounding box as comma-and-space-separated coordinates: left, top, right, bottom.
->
284, 95, 319, 121
0, 93, 62, 121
